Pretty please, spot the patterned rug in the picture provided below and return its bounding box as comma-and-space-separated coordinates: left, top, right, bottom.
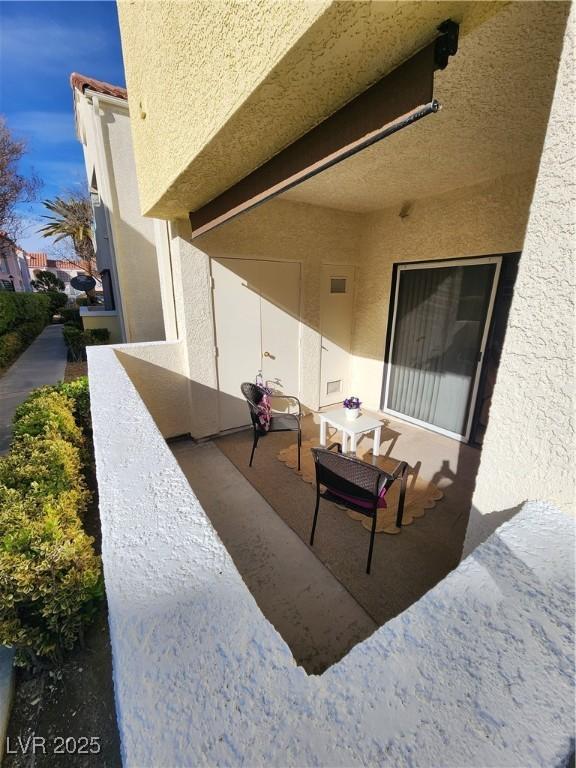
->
278, 439, 444, 535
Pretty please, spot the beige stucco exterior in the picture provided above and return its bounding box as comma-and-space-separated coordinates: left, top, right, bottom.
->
466, 6, 576, 546
80, 309, 123, 344
117, 0, 501, 218
114, 0, 574, 558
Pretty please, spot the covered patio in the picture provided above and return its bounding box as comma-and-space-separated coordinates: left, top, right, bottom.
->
170, 407, 480, 673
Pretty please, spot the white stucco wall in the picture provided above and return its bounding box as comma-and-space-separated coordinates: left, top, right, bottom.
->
111, 339, 190, 438
89, 342, 574, 768
466, 8, 576, 553
75, 90, 165, 343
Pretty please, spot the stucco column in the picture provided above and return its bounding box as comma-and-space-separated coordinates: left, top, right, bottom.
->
464, 7, 575, 556
169, 219, 220, 438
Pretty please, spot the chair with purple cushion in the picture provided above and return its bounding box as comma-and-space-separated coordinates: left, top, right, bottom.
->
310, 444, 408, 574
241, 382, 302, 470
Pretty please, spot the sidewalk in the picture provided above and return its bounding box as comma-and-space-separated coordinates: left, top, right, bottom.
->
0, 325, 67, 454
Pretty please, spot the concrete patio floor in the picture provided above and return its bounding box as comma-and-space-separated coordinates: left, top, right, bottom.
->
171, 440, 378, 674
171, 412, 482, 673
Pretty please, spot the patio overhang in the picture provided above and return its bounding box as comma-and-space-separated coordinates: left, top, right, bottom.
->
189, 22, 458, 238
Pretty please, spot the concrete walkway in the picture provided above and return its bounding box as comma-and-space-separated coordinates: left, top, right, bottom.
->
172, 440, 377, 674
0, 324, 67, 454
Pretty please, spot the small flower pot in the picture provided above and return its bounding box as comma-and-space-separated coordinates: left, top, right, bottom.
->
345, 407, 360, 421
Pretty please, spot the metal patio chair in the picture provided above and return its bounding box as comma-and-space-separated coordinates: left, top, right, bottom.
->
310, 444, 408, 574
240, 382, 302, 471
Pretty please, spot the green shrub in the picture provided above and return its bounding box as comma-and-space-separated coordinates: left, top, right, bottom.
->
0, 293, 51, 335
0, 294, 52, 370
63, 326, 110, 361
0, 432, 85, 498
86, 328, 110, 345
75, 297, 88, 307
13, 391, 83, 447
46, 291, 68, 315
0, 330, 22, 368
19, 318, 47, 343
55, 377, 91, 434
60, 308, 81, 326
0, 486, 102, 665
0, 379, 100, 668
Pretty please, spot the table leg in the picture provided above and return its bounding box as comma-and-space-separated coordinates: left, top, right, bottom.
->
320, 418, 327, 447
349, 432, 358, 455
373, 426, 382, 457
341, 431, 349, 454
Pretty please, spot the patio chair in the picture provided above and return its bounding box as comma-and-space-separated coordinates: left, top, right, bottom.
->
310, 444, 408, 574
240, 382, 302, 471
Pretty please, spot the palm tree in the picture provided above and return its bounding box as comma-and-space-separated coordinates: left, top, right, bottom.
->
38, 193, 97, 276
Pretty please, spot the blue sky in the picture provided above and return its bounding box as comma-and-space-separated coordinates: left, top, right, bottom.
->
0, 0, 126, 253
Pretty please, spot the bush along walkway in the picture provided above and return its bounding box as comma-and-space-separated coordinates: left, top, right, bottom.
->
1, 379, 121, 767
0, 326, 67, 454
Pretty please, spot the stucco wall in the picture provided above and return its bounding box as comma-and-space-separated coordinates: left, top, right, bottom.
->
81, 309, 122, 344
88, 342, 575, 767
112, 340, 189, 438
117, 0, 501, 218
193, 199, 363, 418
466, 7, 576, 549
165, 171, 539, 433
350, 170, 538, 409
99, 101, 165, 343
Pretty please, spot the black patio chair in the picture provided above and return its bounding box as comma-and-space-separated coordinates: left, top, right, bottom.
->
240, 382, 302, 471
310, 444, 408, 574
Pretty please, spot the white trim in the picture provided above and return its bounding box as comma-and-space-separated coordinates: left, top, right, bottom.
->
79, 308, 119, 317
382, 255, 502, 442
91, 95, 127, 342
84, 88, 129, 112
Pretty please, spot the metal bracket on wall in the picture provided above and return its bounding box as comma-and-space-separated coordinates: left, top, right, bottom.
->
434, 19, 460, 71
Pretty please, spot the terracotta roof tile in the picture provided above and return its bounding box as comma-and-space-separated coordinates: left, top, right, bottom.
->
70, 72, 127, 100
26, 252, 48, 268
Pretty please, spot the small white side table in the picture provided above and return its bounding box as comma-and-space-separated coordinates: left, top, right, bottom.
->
319, 409, 383, 458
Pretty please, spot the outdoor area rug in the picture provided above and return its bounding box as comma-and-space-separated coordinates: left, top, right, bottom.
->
278, 438, 444, 534
215, 413, 477, 627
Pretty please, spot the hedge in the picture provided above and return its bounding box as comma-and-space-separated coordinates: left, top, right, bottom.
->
63, 326, 110, 362
0, 293, 52, 369
0, 377, 102, 667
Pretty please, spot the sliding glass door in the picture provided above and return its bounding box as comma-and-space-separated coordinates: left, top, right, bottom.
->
383, 257, 501, 441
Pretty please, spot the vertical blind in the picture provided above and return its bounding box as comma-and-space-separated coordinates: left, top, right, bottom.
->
387, 263, 495, 436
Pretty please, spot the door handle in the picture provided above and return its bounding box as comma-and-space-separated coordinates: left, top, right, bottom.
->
263, 351, 276, 359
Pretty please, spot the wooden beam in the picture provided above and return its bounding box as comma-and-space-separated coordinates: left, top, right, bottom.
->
190, 42, 438, 239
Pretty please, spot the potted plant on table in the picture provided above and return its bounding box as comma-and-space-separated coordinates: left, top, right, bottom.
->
343, 395, 361, 420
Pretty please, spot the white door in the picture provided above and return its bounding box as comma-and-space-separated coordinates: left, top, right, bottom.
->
319, 265, 355, 407
212, 258, 301, 431
259, 260, 301, 405
212, 259, 261, 431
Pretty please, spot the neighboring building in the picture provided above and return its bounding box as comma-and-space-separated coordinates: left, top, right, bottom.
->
0, 234, 31, 292
88, 2, 574, 765
70, 73, 165, 344
26, 252, 97, 299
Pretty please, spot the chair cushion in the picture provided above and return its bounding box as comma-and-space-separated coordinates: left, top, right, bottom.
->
269, 413, 300, 431
327, 483, 388, 510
